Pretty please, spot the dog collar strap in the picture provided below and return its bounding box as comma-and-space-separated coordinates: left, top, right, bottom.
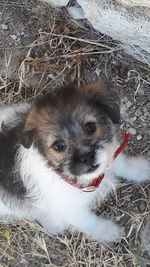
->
85, 132, 132, 192
59, 132, 132, 192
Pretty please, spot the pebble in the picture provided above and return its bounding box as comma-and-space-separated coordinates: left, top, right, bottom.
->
67, 6, 85, 20
139, 203, 145, 212
130, 116, 137, 123
128, 127, 137, 135
10, 34, 17, 40
138, 88, 144, 95
95, 67, 101, 76
126, 101, 132, 108
137, 134, 142, 140
1, 23, 8, 30
140, 115, 145, 121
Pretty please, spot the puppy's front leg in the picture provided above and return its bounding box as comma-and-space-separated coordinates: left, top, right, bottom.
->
37, 212, 66, 235
71, 211, 123, 243
111, 153, 150, 183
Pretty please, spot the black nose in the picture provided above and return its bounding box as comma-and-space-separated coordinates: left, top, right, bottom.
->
80, 150, 95, 165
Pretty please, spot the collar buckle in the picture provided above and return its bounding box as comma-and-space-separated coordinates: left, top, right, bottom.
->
82, 186, 98, 192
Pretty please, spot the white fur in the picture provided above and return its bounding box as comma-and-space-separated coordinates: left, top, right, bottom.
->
0, 104, 149, 243
0, 103, 30, 131
112, 154, 150, 183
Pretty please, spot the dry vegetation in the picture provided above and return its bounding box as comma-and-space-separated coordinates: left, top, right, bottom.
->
0, 0, 150, 266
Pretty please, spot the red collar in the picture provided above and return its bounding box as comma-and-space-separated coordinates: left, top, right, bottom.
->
58, 132, 132, 192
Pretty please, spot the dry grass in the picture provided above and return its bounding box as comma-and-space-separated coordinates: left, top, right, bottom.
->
0, 1, 150, 266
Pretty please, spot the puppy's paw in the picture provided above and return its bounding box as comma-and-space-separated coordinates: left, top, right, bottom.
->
125, 157, 150, 183
101, 222, 124, 243
95, 220, 124, 243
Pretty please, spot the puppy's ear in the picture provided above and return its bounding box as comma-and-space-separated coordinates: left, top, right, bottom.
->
83, 82, 120, 124
20, 108, 37, 149
21, 129, 36, 149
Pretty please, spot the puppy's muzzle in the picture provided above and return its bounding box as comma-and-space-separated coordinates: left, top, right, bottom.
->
69, 147, 99, 175
80, 150, 95, 165
79, 150, 99, 173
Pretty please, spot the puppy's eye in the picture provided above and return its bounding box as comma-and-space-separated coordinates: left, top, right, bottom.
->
84, 122, 96, 135
52, 140, 65, 152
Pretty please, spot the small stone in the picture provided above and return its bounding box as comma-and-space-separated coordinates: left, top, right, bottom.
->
140, 115, 145, 121
16, 36, 21, 44
139, 203, 145, 212
95, 67, 101, 76
10, 34, 17, 40
138, 88, 144, 95
1, 23, 8, 30
120, 124, 124, 129
130, 116, 137, 123
128, 127, 137, 135
126, 101, 132, 108
137, 134, 142, 140
67, 6, 85, 20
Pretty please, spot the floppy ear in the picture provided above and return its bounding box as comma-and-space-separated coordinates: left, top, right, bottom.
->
20, 108, 37, 149
20, 129, 36, 148
83, 82, 120, 124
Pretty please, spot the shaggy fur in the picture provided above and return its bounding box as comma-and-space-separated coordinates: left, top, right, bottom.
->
0, 83, 149, 243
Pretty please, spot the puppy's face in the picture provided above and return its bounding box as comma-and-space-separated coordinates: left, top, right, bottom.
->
21, 83, 120, 181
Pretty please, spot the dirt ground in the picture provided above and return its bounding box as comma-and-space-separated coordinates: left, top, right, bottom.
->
0, 0, 150, 266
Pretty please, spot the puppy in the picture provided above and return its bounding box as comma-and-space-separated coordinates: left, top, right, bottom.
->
0, 83, 149, 243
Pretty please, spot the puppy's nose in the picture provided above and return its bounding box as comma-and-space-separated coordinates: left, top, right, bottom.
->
80, 151, 95, 165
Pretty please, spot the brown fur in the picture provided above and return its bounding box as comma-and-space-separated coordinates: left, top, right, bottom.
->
83, 82, 109, 97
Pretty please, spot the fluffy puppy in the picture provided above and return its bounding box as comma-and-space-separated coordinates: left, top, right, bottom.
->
0, 83, 149, 243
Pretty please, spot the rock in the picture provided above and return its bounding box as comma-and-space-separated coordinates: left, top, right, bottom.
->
130, 116, 137, 123
140, 115, 145, 121
95, 67, 101, 76
128, 127, 137, 135
117, 0, 150, 7
137, 134, 142, 140
139, 203, 145, 212
76, 0, 150, 64
138, 88, 145, 95
40, 0, 150, 63
67, 6, 85, 20
126, 101, 132, 108
1, 23, 8, 30
10, 34, 17, 40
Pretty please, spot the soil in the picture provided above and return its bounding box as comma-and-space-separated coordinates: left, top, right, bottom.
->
0, 0, 150, 266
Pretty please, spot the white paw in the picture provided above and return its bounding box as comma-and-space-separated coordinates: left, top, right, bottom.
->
94, 220, 124, 243
126, 157, 150, 183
